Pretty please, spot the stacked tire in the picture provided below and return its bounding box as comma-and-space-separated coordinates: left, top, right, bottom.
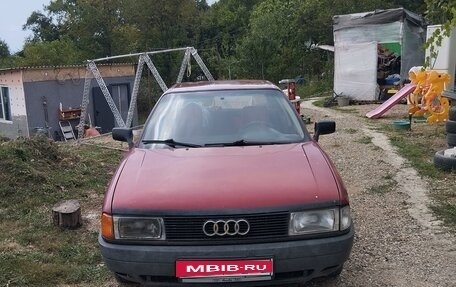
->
447, 107, 456, 147
434, 106, 456, 171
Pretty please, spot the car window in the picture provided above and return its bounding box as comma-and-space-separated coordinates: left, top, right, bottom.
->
140, 89, 307, 147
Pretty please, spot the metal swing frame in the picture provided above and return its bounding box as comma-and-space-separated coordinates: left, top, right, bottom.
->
77, 47, 214, 140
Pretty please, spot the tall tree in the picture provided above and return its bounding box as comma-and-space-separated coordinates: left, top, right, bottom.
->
423, 0, 456, 67
424, 0, 454, 24
23, 0, 140, 61
18, 39, 86, 66
0, 39, 10, 58
18, 0, 429, 78
23, 11, 60, 42
121, 0, 204, 82
235, 0, 296, 80
197, 0, 262, 78
234, 0, 423, 82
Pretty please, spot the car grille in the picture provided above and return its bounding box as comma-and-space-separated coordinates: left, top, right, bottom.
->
164, 212, 289, 241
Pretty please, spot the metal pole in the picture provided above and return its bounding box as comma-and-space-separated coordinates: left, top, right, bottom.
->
125, 55, 146, 127
88, 61, 126, 128
91, 47, 190, 63
191, 48, 214, 81
177, 48, 191, 83
143, 54, 168, 92
77, 68, 93, 140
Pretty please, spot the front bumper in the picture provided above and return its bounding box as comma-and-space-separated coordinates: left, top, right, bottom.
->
99, 227, 354, 286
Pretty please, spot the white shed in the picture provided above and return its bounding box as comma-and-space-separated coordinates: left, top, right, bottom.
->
333, 8, 426, 101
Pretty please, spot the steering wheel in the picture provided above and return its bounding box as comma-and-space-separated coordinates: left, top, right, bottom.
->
238, 121, 275, 135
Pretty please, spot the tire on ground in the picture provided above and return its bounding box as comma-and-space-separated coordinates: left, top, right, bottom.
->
448, 133, 456, 147
449, 107, 456, 121
433, 150, 456, 171
446, 120, 456, 134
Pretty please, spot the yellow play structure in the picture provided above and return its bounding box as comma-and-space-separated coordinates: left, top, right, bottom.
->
408, 67, 451, 123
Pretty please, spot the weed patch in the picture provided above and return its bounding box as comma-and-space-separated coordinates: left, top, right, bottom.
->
356, 136, 373, 144
344, 128, 358, 134
382, 123, 456, 231
334, 107, 358, 114
0, 136, 122, 286
430, 203, 456, 232
368, 174, 397, 195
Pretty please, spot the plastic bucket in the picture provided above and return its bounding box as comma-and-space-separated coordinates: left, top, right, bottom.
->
337, 97, 350, 107
392, 120, 410, 130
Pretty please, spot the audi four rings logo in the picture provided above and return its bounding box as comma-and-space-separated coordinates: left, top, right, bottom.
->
203, 219, 250, 236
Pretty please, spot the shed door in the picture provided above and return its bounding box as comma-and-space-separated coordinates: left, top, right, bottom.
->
111, 84, 130, 123
92, 84, 130, 133
334, 42, 378, 101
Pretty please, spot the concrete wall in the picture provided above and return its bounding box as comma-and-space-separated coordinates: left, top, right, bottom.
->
23, 74, 136, 140
0, 70, 29, 138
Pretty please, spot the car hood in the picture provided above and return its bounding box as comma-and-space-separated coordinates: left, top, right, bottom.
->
111, 142, 341, 213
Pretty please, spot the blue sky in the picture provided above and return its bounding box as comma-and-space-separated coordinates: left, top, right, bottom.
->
0, 0, 218, 53
0, 0, 49, 52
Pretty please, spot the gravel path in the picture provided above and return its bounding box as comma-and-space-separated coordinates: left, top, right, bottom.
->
302, 100, 456, 287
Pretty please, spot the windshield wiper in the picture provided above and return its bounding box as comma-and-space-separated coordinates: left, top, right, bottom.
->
204, 139, 279, 147
142, 139, 202, 148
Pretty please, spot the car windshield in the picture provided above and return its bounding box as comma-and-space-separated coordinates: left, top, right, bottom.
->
140, 89, 307, 148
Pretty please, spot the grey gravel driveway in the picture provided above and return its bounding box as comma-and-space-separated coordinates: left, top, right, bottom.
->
302, 100, 456, 287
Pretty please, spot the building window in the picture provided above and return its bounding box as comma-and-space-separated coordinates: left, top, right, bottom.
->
0, 86, 11, 121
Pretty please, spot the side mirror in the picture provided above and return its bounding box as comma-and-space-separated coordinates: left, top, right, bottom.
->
313, 120, 335, 141
112, 127, 134, 148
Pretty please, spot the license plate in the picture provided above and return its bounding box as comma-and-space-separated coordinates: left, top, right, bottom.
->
176, 259, 273, 283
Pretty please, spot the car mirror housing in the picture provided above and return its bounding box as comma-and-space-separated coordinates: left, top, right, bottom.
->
112, 127, 134, 148
313, 120, 336, 142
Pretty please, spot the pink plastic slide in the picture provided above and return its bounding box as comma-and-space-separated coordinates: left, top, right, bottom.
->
366, 84, 417, 119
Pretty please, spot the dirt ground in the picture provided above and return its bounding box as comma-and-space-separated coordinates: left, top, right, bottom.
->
302, 101, 456, 287
92, 101, 456, 287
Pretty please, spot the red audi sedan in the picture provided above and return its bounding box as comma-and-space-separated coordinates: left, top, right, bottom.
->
99, 80, 353, 286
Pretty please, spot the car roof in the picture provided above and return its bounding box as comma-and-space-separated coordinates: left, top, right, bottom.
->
165, 80, 281, 94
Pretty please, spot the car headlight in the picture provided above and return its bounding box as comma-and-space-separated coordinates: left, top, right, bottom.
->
113, 216, 165, 240
340, 205, 351, 231
289, 206, 352, 235
289, 209, 339, 235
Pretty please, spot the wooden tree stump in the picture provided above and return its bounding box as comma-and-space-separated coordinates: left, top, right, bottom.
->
52, 199, 82, 229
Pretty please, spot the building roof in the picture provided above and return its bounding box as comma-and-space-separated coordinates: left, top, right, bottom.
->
0, 63, 134, 72
333, 8, 425, 31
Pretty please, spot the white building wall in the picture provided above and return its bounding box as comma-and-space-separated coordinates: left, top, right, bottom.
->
0, 70, 29, 137
426, 25, 456, 90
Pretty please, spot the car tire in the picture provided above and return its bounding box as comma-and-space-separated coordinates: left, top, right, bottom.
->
433, 149, 456, 171
449, 107, 456, 121
446, 120, 456, 134
448, 133, 456, 147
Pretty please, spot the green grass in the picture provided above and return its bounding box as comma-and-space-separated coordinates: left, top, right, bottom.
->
367, 182, 396, 195
313, 98, 327, 107
296, 77, 333, 99
333, 107, 359, 114
0, 136, 122, 286
388, 135, 442, 179
430, 203, 456, 232
315, 102, 455, 231
367, 174, 397, 195
344, 128, 358, 134
356, 136, 373, 144
381, 123, 456, 231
